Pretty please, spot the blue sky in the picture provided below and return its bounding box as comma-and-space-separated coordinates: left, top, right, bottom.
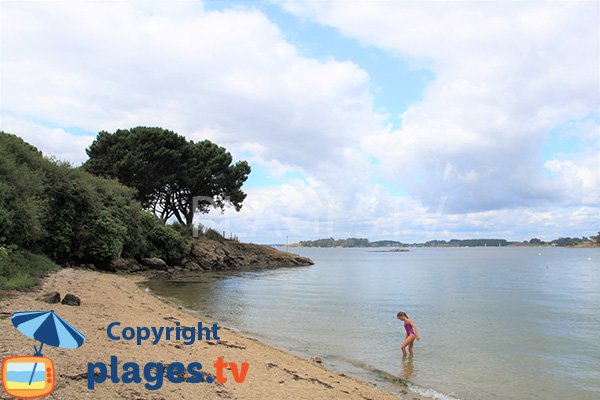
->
1, 0, 598, 243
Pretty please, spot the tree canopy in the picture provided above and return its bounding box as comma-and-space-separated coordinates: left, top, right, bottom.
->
84, 127, 251, 226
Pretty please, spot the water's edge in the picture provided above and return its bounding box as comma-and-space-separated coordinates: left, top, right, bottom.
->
140, 276, 454, 400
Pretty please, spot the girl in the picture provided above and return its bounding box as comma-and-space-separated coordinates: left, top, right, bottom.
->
397, 311, 420, 357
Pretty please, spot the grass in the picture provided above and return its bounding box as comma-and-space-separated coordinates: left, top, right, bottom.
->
0, 246, 60, 290
204, 227, 225, 242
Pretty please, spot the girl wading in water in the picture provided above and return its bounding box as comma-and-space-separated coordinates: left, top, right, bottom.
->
397, 311, 420, 357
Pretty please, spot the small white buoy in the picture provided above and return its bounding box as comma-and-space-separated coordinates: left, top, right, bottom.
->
538, 253, 542, 256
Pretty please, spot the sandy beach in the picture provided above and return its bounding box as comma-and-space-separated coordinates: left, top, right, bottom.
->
0, 268, 417, 400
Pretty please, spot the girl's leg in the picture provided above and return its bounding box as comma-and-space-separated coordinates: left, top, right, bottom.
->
401, 334, 416, 356
408, 339, 414, 356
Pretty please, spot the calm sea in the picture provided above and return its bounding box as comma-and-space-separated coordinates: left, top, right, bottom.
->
145, 247, 600, 400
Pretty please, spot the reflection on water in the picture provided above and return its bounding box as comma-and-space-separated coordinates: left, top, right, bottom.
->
400, 355, 414, 381
145, 247, 600, 400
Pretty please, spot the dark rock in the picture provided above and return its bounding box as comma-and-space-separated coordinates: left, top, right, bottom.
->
37, 291, 61, 304
95, 261, 116, 272
61, 293, 81, 306
108, 258, 147, 273
141, 257, 168, 270
128, 262, 149, 273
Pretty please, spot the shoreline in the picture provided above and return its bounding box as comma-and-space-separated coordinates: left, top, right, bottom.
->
0, 268, 422, 399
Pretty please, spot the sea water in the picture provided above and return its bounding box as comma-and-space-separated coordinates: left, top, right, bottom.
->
145, 247, 600, 400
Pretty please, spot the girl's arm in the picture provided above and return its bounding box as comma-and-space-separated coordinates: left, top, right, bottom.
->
410, 320, 420, 340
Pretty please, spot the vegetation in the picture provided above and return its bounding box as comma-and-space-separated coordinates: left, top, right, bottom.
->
299, 238, 510, 247
84, 127, 251, 226
420, 239, 509, 247
0, 132, 192, 288
299, 236, 599, 248
517, 236, 599, 247
0, 245, 59, 289
299, 237, 372, 248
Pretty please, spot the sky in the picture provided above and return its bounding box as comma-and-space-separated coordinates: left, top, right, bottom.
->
1, 0, 598, 243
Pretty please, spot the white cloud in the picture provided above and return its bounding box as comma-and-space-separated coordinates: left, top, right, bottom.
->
1, 1, 381, 173
281, 0, 600, 212
204, 176, 599, 243
0, 115, 94, 164
1, 0, 598, 241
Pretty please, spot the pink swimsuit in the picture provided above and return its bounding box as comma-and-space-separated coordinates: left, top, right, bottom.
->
404, 321, 415, 336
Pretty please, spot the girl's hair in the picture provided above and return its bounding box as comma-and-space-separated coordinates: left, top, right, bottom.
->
397, 311, 408, 318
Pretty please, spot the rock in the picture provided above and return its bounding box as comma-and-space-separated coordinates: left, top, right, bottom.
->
37, 291, 61, 304
110, 258, 130, 271
61, 293, 81, 306
311, 355, 322, 364
182, 237, 314, 272
95, 261, 116, 272
292, 255, 314, 265
183, 261, 201, 271
140, 257, 168, 270
108, 258, 148, 273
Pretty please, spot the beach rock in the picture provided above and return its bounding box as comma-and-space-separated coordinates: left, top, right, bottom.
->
311, 355, 322, 364
141, 257, 168, 270
61, 293, 81, 306
127, 261, 149, 273
109, 258, 145, 272
37, 291, 61, 304
183, 261, 201, 271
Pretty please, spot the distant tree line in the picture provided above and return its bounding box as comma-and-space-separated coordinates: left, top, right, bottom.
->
299, 238, 372, 247
299, 235, 599, 248
417, 239, 509, 247
524, 235, 599, 247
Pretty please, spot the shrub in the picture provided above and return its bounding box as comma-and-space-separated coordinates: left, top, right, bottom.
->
0, 246, 59, 290
146, 223, 192, 264
81, 211, 128, 262
204, 227, 225, 242
168, 221, 194, 238
0, 132, 194, 267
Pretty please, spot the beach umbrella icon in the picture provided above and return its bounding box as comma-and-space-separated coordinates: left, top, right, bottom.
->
11, 310, 85, 385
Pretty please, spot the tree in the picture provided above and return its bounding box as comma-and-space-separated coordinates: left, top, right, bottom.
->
84, 127, 251, 226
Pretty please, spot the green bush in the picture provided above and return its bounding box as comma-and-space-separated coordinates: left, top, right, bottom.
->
146, 223, 192, 264
0, 135, 47, 249
82, 211, 128, 262
0, 246, 59, 290
204, 227, 225, 242
0, 132, 194, 267
168, 221, 194, 238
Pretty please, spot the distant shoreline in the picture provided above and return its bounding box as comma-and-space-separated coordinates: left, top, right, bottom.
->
289, 236, 600, 249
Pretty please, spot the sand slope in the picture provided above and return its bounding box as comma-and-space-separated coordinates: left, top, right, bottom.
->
0, 269, 413, 399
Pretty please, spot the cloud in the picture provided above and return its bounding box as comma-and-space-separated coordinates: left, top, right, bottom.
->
281, 0, 600, 213
1, 1, 382, 174
203, 177, 600, 243
0, 115, 94, 164
1, 0, 598, 241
